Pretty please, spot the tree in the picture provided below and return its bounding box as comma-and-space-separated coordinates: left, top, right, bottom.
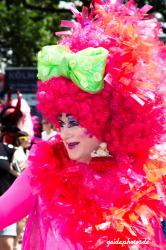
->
0, 0, 75, 67
4, 0, 91, 12
0, 0, 165, 67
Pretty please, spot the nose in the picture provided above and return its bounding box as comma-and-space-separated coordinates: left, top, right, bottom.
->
60, 126, 73, 140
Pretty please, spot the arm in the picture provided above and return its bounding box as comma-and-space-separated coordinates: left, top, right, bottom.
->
9, 166, 21, 177
0, 168, 35, 230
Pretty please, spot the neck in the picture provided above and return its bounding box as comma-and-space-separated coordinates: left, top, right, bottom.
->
76, 156, 91, 165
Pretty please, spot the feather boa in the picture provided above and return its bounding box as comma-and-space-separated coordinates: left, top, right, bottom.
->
28, 137, 166, 249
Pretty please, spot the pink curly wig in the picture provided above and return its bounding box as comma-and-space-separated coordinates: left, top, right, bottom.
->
37, 0, 166, 168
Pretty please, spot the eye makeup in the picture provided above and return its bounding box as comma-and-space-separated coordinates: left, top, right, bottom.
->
58, 114, 79, 128
58, 119, 65, 127
67, 115, 79, 128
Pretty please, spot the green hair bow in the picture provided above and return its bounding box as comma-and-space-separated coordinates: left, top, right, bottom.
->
37, 45, 108, 93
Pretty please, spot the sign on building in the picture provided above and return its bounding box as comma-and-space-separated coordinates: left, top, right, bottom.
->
5, 68, 37, 109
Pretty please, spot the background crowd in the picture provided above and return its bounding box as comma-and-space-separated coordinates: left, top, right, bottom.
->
0, 92, 59, 250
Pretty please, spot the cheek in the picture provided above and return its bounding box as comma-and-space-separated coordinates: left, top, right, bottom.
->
85, 139, 99, 154
80, 128, 93, 138
81, 134, 100, 152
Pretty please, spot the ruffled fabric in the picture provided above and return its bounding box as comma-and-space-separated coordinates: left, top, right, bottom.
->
26, 137, 166, 249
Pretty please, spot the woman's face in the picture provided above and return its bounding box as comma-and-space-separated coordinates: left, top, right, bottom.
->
59, 113, 100, 164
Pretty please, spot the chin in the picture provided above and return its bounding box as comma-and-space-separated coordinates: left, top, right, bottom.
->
68, 152, 78, 160
68, 154, 89, 163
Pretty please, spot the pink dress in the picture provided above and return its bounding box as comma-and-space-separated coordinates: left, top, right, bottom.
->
0, 168, 83, 250
0, 140, 165, 249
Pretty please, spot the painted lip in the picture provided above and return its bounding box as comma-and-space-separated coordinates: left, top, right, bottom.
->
67, 142, 80, 150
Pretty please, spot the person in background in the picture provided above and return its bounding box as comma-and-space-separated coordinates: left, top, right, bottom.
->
41, 118, 58, 141
31, 115, 42, 143
12, 131, 31, 172
12, 131, 31, 250
0, 91, 34, 250
0, 142, 18, 250
0, 94, 22, 250
11, 96, 34, 139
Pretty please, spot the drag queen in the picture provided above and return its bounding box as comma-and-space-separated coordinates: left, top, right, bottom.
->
0, 0, 166, 249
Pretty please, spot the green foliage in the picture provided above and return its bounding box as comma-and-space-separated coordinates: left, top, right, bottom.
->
0, 0, 71, 67
0, 0, 165, 67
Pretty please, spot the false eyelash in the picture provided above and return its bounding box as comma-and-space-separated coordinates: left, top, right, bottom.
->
58, 121, 65, 127
68, 121, 79, 128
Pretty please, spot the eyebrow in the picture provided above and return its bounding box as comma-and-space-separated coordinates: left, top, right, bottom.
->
58, 113, 71, 119
66, 114, 73, 118
58, 118, 64, 123
58, 114, 78, 123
